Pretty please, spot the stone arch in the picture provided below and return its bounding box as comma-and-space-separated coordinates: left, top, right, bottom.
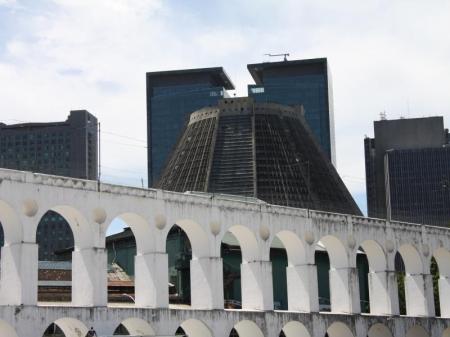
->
281, 321, 311, 337
115, 318, 155, 336
360, 240, 386, 272
397, 244, 424, 274
178, 319, 212, 337
326, 322, 354, 337
274, 230, 307, 266
367, 323, 393, 337
432, 248, 450, 318
232, 320, 264, 337
396, 244, 428, 316
111, 213, 153, 254
406, 325, 428, 337
359, 240, 389, 315
0, 200, 22, 245
166, 221, 219, 309
173, 219, 210, 258
316, 235, 354, 313
222, 225, 270, 310
44, 318, 88, 337
433, 248, 450, 277
49, 205, 93, 249
273, 231, 313, 311
0, 319, 18, 337
226, 225, 260, 263
319, 235, 348, 269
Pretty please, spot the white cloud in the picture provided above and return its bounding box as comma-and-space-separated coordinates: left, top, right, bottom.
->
0, 0, 16, 5
0, 0, 449, 213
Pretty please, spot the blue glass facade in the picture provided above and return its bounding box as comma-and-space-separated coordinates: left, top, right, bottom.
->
248, 59, 335, 164
365, 116, 450, 225
386, 147, 450, 227
147, 68, 234, 186
150, 85, 224, 184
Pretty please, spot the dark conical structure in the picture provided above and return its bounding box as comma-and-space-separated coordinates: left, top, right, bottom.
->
156, 97, 361, 215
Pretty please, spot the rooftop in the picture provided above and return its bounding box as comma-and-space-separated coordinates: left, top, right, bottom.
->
247, 57, 327, 85
146, 66, 235, 90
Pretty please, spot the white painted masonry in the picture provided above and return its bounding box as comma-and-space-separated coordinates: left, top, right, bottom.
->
0, 168, 449, 337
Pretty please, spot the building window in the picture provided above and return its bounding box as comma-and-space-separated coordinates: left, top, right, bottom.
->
251, 87, 265, 94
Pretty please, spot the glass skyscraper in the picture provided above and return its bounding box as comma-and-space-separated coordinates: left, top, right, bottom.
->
365, 116, 450, 227
146, 68, 234, 186
247, 58, 335, 165
147, 59, 336, 187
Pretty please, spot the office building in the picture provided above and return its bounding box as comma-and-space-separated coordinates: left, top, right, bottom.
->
365, 116, 450, 226
146, 67, 234, 186
0, 110, 98, 260
147, 58, 335, 187
248, 58, 335, 164
156, 97, 360, 215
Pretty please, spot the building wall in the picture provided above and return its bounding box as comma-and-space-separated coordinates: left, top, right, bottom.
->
248, 58, 335, 164
365, 116, 450, 226
0, 110, 98, 260
386, 147, 450, 227
146, 69, 233, 186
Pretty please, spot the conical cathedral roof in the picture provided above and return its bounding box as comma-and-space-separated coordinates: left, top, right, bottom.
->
156, 97, 361, 215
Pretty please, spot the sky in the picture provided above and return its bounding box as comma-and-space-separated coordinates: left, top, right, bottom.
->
1, 0, 450, 228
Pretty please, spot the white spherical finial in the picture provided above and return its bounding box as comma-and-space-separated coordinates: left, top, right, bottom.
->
155, 214, 166, 230
22, 199, 38, 217
92, 207, 107, 224
259, 225, 270, 241
210, 221, 221, 236
304, 231, 315, 245
386, 240, 395, 253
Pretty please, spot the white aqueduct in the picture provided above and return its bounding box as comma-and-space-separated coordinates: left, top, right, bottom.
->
0, 168, 449, 337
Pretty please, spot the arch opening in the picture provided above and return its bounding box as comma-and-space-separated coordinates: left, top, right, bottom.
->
326, 322, 354, 337
357, 240, 387, 314
270, 235, 288, 310
395, 244, 426, 316
272, 231, 308, 311
433, 247, 450, 318
356, 240, 389, 314
430, 256, 440, 317
36, 210, 74, 303
279, 321, 310, 337
356, 247, 370, 313
395, 252, 406, 315
221, 230, 242, 309
42, 318, 88, 337
315, 235, 349, 312
367, 323, 393, 337
105, 216, 140, 305
230, 320, 264, 337
167, 224, 192, 306
315, 245, 330, 311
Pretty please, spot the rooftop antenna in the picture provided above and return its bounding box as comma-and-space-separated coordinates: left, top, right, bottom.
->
380, 111, 387, 120
264, 53, 290, 61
